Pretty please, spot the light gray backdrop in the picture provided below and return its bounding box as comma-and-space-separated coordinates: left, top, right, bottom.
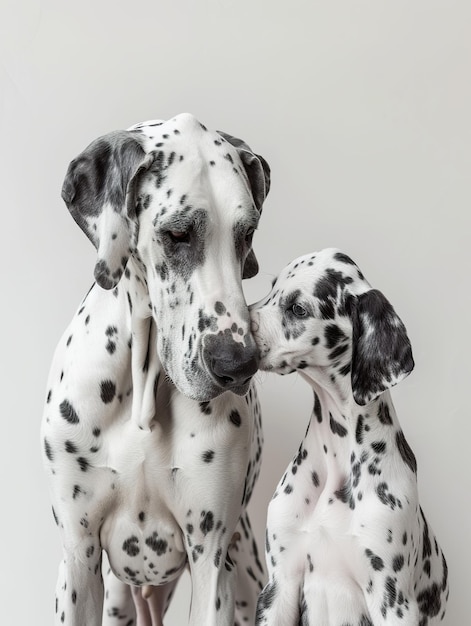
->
1, 1, 469, 623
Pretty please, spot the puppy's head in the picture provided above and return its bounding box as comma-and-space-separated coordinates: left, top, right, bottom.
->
250, 248, 414, 405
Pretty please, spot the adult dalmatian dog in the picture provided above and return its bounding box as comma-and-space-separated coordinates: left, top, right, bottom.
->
41, 113, 270, 626
250, 248, 449, 625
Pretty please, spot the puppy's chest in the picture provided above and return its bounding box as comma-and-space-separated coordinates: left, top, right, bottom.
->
270, 425, 398, 539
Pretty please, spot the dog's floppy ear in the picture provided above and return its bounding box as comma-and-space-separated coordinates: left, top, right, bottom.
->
62, 130, 154, 289
349, 289, 414, 406
216, 131, 271, 279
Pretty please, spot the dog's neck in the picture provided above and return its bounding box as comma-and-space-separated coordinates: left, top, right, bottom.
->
299, 366, 402, 475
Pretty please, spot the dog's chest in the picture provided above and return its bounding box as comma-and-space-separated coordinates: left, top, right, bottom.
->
97, 390, 252, 586
95, 419, 185, 585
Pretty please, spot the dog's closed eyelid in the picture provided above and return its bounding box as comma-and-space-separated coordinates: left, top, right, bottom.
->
168, 230, 191, 243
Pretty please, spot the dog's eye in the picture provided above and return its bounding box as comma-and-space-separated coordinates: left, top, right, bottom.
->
168, 230, 190, 244
290, 303, 307, 318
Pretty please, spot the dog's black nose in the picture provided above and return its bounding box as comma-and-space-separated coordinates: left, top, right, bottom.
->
203, 333, 259, 390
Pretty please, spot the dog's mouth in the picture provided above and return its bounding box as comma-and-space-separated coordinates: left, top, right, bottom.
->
172, 373, 253, 402
161, 336, 257, 402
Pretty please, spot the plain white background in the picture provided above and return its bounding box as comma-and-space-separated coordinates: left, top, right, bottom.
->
1, 1, 469, 623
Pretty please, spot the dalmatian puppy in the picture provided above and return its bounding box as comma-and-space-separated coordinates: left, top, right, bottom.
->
41, 114, 269, 626
250, 248, 449, 625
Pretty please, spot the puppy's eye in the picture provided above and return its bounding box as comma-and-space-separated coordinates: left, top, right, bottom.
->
168, 230, 190, 244
290, 303, 307, 318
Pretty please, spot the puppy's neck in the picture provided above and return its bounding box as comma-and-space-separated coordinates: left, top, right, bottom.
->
299, 366, 356, 416
300, 368, 401, 467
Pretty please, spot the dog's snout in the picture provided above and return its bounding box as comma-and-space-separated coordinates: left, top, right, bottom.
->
203, 333, 259, 390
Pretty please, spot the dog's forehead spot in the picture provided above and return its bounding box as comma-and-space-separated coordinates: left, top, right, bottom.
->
156, 206, 208, 234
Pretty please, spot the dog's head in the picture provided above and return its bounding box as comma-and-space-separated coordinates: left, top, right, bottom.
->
62, 113, 270, 401
250, 248, 414, 405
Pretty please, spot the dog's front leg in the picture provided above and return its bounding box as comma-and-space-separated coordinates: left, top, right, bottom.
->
180, 502, 240, 626
55, 543, 103, 626
186, 534, 236, 626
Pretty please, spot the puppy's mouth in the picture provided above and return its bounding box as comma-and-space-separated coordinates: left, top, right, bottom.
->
253, 345, 287, 374
250, 318, 286, 373
250, 333, 270, 365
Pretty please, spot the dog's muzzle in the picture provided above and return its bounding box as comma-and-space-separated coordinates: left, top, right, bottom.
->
203, 332, 259, 392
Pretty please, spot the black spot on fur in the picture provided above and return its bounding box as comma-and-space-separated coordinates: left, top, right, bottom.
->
145, 534, 168, 555
417, 583, 442, 618
44, 439, 53, 461
396, 430, 417, 473
77, 457, 89, 472
392, 554, 405, 572
335, 478, 355, 509
329, 343, 349, 361
324, 324, 347, 349
355, 415, 365, 444
371, 440, 387, 454
365, 548, 384, 571
106, 341, 116, 354
192, 544, 204, 562
378, 401, 393, 425
256, 580, 278, 620
122, 536, 140, 557
376, 482, 400, 510
319, 299, 335, 320
313, 393, 323, 423
329, 413, 348, 437
200, 511, 214, 535
334, 252, 356, 266
384, 576, 397, 607
314, 268, 353, 301
60, 400, 80, 424
202, 450, 214, 463
100, 380, 116, 403
65, 440, 77, 454
229, 409, 242, 427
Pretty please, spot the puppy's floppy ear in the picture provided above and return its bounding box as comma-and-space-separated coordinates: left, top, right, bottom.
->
216, 131, 271, 279
62, 130, 154, 289
349, 289, 414, 406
